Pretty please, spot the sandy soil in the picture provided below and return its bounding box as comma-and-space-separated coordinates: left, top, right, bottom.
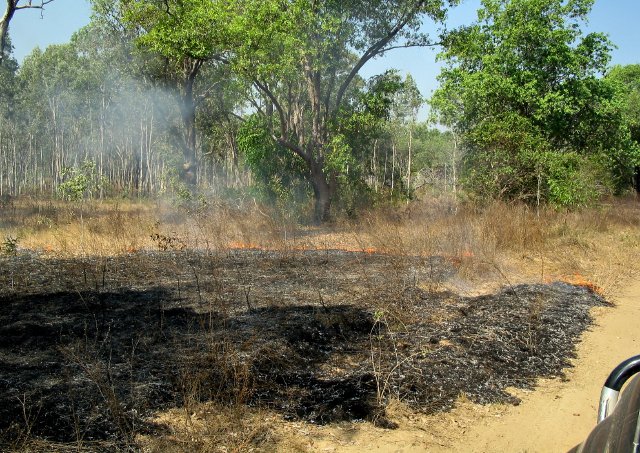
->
455, 279, 640, 453
292, 279, 640, 453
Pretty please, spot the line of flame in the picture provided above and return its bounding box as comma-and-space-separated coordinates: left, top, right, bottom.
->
226, 241, 379, 254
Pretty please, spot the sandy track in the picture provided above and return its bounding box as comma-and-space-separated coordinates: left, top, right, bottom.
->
450, 279, 640, 452
302, 280, 640, 452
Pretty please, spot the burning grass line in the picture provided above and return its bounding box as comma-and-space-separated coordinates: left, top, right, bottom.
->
226, 241, 382, 255
548, 273, 604, 295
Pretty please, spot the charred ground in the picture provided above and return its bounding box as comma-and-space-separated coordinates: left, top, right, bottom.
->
0, 248, 609, 450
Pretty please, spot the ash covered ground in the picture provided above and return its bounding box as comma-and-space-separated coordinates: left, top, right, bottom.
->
0, 249, 609, 449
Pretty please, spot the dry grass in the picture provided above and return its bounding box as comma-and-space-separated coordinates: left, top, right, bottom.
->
2, 194, 640, 452
349, 196, 640, 297
137, 404, 277, 453
0, 197, 290, 257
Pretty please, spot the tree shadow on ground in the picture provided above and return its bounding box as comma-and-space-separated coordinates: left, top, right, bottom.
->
0, 286, 379, 447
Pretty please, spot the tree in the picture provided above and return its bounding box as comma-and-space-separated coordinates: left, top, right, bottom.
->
606, 64, 640, 192
124, 0, 459, 222
390, 74, 423, 197
432, 0, 638, 206
121, 0, 232, 187
1, 0, 55, 62
342, 72, 425, 200
335, 70, 409, 204
0, 34, 17, 196
0, 33, 17, 113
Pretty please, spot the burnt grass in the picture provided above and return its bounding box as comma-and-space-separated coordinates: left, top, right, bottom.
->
0, 248, 609, 449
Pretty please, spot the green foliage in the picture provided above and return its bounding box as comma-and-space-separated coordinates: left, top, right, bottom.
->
325, 134, 356, 175
0, 36, 18, 120
432, 0, 639, 205
412, 125, 455, 170
337, 71, 405, 141
462, 112, 545, 202
392, 74, 423, 124
58, 160, 106, 202
336, 71, 422, 201
2, 236, 18, 256
607, 64, 640, 143
237, 115, 310, 205
123, 0, 458, 221
544, 152, 602, 207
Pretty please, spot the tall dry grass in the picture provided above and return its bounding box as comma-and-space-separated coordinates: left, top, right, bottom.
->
2, 195, 639, 295
0, 197, 293, 257
350, 196, 640, 297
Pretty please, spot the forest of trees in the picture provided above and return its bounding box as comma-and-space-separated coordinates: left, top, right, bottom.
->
0, 0, 638, 221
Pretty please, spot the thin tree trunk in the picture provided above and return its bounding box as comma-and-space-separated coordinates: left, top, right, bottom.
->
180, 58, 203, 187
407, 126, 412, 199
391, 142, 396, 194
372, 139, 378, 193
452, 134, 458, 196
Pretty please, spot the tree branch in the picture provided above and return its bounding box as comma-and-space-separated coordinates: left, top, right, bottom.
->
2, 0, 55, 61
379, 41, 442, 54
333, 0, 427, 115
252, 78, 311, 164
274, 135, 311, 164
15, 0, 55, 10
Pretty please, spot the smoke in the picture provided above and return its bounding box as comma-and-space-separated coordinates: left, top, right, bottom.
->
0, 38, 203, 198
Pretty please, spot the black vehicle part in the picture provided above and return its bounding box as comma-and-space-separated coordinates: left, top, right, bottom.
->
569, 355, 640, 453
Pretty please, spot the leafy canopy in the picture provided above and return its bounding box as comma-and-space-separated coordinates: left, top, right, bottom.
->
123, 0, 458, 220
606, 64, 640, 144
432, 0, 638, 205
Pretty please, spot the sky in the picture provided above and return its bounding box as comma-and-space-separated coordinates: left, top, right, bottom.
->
7, 0, 640, 111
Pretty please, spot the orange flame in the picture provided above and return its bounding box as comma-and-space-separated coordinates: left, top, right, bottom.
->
447, 250, 475, 267
228, 241, 263, 250
550, 273, 603, 295
226, 241, 379, 254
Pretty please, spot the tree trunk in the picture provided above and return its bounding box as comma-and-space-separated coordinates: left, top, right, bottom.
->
391, 142, 396, 194
0, 1, 16, 62
310, 162, 331, 224
180, 58, 203, 187
407, 126, 412, 199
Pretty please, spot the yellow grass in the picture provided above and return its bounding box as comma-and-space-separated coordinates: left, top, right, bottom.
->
2, 196, 639, 297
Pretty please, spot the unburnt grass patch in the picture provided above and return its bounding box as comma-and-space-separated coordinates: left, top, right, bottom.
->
0, 248, 609, 450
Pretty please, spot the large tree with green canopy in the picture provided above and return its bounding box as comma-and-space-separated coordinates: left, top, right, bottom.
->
432, 0, 638, 206
122, 0, 459, 222
606, 64, 640, 192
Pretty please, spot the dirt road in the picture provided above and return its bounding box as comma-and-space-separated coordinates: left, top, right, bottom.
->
304, 279, 640, 452
443, 279, 640, 452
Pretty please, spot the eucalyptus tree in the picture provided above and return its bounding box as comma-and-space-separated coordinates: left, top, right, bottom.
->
18, 43, 99, 193
0, 34, 16, 114
1, 0, 55, 62
195, 63, 250, 189
0, 35, 17, 195
432, 0, 638, 206
338, 71, 423, 199
390, 74, 423, 197
124, 0, 459, 222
